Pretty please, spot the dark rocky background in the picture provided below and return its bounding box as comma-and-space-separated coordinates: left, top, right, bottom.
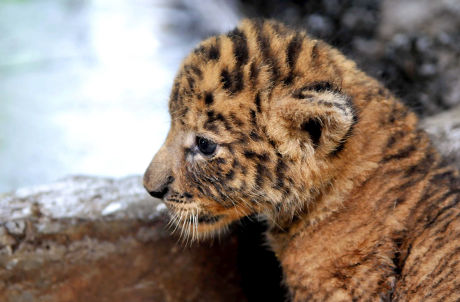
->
181, 0, 460, 117
239, 0, 460, 117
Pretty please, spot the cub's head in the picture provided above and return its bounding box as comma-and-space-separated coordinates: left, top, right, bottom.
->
144, 19, 358, 240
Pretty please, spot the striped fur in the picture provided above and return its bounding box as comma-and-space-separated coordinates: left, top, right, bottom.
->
144, 19, 460, 301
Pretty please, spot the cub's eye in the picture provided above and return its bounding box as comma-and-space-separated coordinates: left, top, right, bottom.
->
196, 136, 217, 156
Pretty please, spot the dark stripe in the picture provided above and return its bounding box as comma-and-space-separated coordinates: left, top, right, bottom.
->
188, 65, 203, 79
259, 152, 270, 161
221, 68, 244, 95
249, 61, 259, 86
204, 123, 219, 133
205, 92, 214, 105
214, 157, 226, 165
216, 113, 232, 131
195, 40, 220, 61
229, 112, 244, 127
381, 144, 417, 163
431, 170, 457, 185
307, 81, 338, 93
293, 82, 342, 98
316, 100, 334, 108
243, 150, 269, 162
233, 159, 239, 168
235, 133, 248, 144
431, 264, 456, 290
415, 189, 460, 232
208, 42, 220, 60
206, 110, 215, 119
221, 69, 232, 91
274, 158, 287, 190
257, 30, 271, 58
283, 74, 294, 86
332, 102, 348, 114
205, 110, 232, 132
395, 177, 423, 192
385, 130, 405, 150
254, 20, 280, 83
186, 76, 195, 93
293, 90, 314, 99
198, 214, 222, 224
404, 149, 436, 178
255, 92, 262, 112
388, 103, 409, 123
255, 163, 272, 188
432, 210, 457, 236
243, 150, 257, 159
286, 34, 302, 69
409, 185, 442, 224
424, 195, 460, 229
193, 45, 205, 55
311, 42, 319, 63
271, 21, 288, 36
255, 163, 265, 188
250, 130, 262, 141
228, 28, 248, 67
414, 246, 460, 293
231, 69, 244, 94
250, 109, 257, 126
170, 82, 180, 104
283, 34, 302, 86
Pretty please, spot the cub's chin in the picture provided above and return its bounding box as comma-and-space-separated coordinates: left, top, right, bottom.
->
166, 208, 235, 243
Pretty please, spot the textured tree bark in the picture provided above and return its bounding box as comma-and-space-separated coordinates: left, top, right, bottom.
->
0, 176, 247, 302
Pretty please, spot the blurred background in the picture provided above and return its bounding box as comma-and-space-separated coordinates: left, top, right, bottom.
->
1, 0, 459, 193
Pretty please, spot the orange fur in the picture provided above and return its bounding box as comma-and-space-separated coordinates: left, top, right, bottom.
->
144, 19, 460, 301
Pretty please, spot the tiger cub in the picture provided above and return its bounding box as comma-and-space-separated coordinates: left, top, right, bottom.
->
144, 19, 460, 301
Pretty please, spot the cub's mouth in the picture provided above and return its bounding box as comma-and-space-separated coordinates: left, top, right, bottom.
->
162, 202, 230, 242
143, 174, 234, 241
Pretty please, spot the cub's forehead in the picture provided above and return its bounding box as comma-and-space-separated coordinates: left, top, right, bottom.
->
169, 84, 256, 133
168, 30, 263, 126
166, 19, 332, 129
169, 35, 250, 115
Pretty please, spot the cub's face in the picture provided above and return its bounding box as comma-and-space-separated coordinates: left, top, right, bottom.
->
143, 20, 357, 240
144, 88, 285, 240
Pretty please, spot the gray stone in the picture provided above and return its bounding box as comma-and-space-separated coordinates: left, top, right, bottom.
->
0, 176, 246, 302
421, 105, 460, 170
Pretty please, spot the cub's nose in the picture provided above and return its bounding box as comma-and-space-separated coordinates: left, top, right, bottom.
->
144, 144, 174, 199
144, 175, 174, 199
148, 186, 168, 199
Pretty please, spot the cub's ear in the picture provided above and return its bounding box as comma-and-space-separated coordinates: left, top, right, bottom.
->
267, 84, 357, 159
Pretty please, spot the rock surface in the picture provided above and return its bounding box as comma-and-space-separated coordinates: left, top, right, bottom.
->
0, 176, 247, 302
422, 105, 460, 170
